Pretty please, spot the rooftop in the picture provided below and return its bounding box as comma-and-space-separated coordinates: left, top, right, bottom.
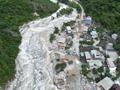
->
58, 37, 66, 43
66, 26, 72, 31
97, 77, 114, 90
107, 58, 116, 68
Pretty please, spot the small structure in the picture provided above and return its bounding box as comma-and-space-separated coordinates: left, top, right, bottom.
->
106, 43, 114, 51
54, 72, 66, 89
88, 60, 102, 69
81, 24, 89, 32
80, 52, 87, 63
54, 52, 67, 63
97, 77, 114, 90
109, 84, 120, 90
66, 26, 72, 31
106, 43, 118, 61
33, 12, 39, 17
57, 37, 66, 50
107, 58, 116, 75
66, 26, 72, 34
85, 52, 92, 60
66, 36, 72, 45
112, 33, 118, 40
65, 26, 74, 38
90, 30, 98, 39
64, 64, 77, 76
83, 16, 92, 26
91, 50, 101, 59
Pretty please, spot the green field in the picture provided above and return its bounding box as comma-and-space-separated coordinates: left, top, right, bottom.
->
0, 0, 59, 87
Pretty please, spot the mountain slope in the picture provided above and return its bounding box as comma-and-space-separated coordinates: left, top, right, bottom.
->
80, 0, 120, 53
0, 0, 59, 87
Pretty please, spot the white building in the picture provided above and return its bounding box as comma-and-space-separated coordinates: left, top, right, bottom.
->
97, 77, 114, 90
57, 37, 66, 50
66, 26, 72, 31
83, 16, 92, 25
91, 50, 101, 59
81, 24, 89, 32
85, 52, 92, 60
112, 33, 118, 40
90, 30, 98, 39
107, 58, 116, 76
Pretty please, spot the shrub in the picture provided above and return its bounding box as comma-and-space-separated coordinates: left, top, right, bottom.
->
54, 27, 59, 34
58, 0, 81, 13
49, 34, 56, 43
55, 63, 66, 73
59, 8, 73, 15
79, 40, 94, 45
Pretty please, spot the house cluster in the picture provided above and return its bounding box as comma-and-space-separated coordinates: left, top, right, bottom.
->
79, 46, 104, 69
79, 16, 104, 68
49, 14, 120, 89
106, 43, 119, 76
49, 23, 80, 73
80, 15, 119, 74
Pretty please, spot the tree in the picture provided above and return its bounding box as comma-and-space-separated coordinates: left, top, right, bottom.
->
55, 63, 66, 73
81, 64, 90, 76
54, 27, 59, 34
97, 67, 104, 74
92, 68, 98, 75
49, 34, 56, 43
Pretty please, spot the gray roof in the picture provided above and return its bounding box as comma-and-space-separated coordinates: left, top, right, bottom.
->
97, 77, 114, 90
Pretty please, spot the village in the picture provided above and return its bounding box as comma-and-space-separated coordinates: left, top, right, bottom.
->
48, 13, 120, 90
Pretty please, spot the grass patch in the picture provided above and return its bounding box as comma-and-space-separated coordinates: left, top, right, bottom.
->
59, 8, 73, 15
58, 0, 81, 13
55, 63, 66, 73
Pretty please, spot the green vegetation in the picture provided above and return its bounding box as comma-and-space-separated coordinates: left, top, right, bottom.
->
58, 0, 81, 13
80, 0, 120, 53
54, 27, 60, 34
59, 8, 73, 15
55, 63, 66, 73
79, 40, 94, 45
0, 0, 59, 87
61, 21, 75, 32
91, 67, 115, 82
81, 64, 90, 76
81, 64, 115, 82
68, 61, 73, 65
114, 40, 120, 54
64, 21, 76, 26
116, 58, 120, 77
49, 34, 56, 43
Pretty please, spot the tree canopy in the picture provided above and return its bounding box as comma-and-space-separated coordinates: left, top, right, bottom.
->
0, 0, 59, 87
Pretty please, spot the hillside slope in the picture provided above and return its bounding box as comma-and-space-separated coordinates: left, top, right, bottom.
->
80, 0, 120, 53
0, 0, 59, 87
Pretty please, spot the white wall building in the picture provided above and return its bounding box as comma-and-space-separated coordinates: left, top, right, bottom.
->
107, 58, 116, 76
91, 50, 101, 59
97, 77, 114, 90
90, 30, 98, 39
85, 52, 92, 60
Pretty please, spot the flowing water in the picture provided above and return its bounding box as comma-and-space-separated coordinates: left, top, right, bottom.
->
7, 4, 78, 90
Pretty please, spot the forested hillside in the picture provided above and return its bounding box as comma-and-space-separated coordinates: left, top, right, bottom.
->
80, 0, 120, 53
0, 0, 59, 87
